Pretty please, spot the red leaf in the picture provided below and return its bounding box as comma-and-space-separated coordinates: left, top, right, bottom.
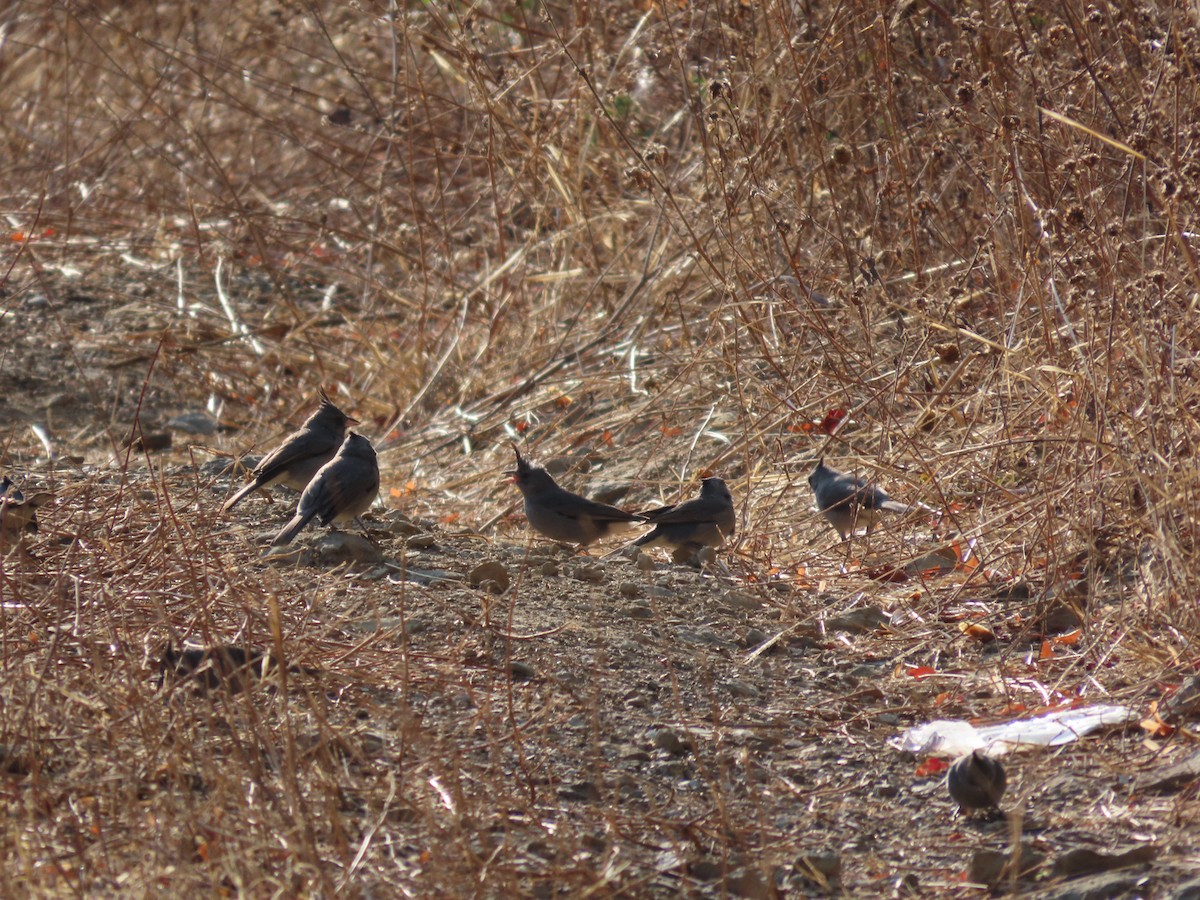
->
906, 665, 938, 680
818, 408, 848, 434
916, 756, 949, 777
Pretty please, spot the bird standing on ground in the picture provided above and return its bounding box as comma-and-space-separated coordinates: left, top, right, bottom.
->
634, 477, 735, 563
272, 432, 380, 546
947, 749, 1007, 812
808, 458, 917, 539
223, 390, 357, 513
507, 447, 643, 547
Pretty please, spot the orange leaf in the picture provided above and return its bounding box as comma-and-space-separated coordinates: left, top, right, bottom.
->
1039, 640, 1053, 660
601, 430, 613, 446
660, 425, 682, 437
960, 622, 996, 643
555, 394, 572, 407
389, 480, 417, 499
906, 665, 938, 680
1140, 712, 1173, 738
439, 512, 460, 524
1053, 629, 1081, 645
916, 757, 950, 777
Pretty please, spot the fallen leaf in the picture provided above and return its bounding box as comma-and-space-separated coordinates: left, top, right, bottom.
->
906, 665, 938, 680
916, 757, 949, 777
961, 622, 996, 643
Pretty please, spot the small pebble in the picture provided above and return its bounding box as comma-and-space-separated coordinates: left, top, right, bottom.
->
723, 590, 763, 610
469, 560, 511, 593
508, 661, 538, 681
384, 513, 423, 537
572, 565, 604, 584
651, 728, 692, 756
727, 679, 761, 699
743, 628, 769, 648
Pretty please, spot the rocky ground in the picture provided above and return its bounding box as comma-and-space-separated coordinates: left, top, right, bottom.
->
1, 270, 1194, 896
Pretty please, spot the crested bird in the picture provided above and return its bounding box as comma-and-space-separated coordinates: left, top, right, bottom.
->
223, 390, 357, 513
947, 749, 1007, 812
808, 458, 918, 539
634, 477, 735, 564
272, 432, 379, 546
507, 447, 643, 547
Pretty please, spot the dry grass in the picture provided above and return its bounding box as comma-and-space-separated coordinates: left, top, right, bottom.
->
3, 0, 1200, 894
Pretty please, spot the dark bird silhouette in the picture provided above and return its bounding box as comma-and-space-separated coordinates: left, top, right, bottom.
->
223, 390, 357, 513
947, 750, 1007, 812
507, 447, 643, 547
272, 432, 379, 546
634, 477, 735, 563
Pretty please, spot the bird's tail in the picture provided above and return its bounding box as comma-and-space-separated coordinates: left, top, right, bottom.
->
222, 480, 259, 513
632, 530, 656, 547
272, 512, 313, 546
882, 498, 937, 516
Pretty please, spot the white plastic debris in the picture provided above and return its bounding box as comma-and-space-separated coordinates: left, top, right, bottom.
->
890, 704, 1135, 757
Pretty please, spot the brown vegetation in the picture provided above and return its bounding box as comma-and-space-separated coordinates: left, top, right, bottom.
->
2, 0, 1199, 894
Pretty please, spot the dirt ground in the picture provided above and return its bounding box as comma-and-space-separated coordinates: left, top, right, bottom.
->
5, 1, 1200, 896
1, 265, 1191, 897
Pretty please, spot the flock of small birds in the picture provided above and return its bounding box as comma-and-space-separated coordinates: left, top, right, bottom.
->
4, 389, 1008, 815
215, 391, 925, 557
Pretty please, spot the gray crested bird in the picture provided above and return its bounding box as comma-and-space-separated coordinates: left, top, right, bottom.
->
634, 477, 735, 562
271, 432, 379, 546
808, 458, 917, 539
947, 749, 1007, 812
223, 390, 358, 513
507, 447, 643, 547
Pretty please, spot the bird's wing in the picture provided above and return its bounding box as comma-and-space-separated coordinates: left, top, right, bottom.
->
312, 466, 380, 525
639, 498, 715, 525
555, 489, 642, 523
254, 428, 339, 480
